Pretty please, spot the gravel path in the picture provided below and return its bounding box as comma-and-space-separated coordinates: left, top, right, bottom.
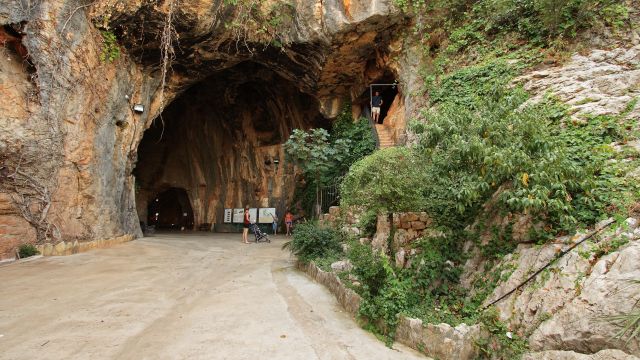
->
0, 233, 426, 360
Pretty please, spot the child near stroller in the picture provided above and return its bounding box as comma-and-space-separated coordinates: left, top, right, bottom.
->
250, 223, 270, 243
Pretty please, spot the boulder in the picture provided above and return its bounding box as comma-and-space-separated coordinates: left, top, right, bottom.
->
395, 317, 485, 360
330, 260, 353, 273
395, 248, 406, 268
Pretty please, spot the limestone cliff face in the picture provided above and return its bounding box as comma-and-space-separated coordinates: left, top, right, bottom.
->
0, 0, 413, 258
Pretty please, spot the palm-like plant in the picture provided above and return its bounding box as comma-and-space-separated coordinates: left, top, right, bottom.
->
609, 279, 640, 345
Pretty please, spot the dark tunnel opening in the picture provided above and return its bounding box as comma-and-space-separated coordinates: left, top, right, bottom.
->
147, 187, 194, 230
133, 61, 328, 233
373, 84, 399, 125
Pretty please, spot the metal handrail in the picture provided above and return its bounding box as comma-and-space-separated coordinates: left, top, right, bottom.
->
363, 107, 380, 149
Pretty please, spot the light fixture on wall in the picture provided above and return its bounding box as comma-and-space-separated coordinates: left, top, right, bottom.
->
133, 104, 145, 113
273, 157, 280, 172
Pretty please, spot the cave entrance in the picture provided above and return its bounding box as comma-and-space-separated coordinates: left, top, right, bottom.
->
133, 61, 326, 232
147, 187, 194, 230
372, 83, 399, 125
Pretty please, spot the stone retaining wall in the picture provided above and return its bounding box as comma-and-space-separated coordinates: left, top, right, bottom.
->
395, 317, 484, 360
297, 260, 484, 360
35, 234, 135, 256
296, 261, 361, 316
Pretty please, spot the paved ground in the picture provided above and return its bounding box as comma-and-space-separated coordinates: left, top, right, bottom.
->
0, 233, 426, 360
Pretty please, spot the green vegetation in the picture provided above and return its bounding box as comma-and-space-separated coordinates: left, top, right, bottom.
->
285, 0, 637, 357
476, 309, 529, 358
330, 45, 637, 359
289, 104, 375, 217
18, 243, 39, 258
609, 279, 640, 345
281, 222, 343, 263
99, 30, 120, 63
341, 147, 426, 214
223, 0, 296, 48
285, 128, 350, 217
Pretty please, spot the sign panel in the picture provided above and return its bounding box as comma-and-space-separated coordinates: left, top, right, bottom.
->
249, 208, 258, 223
223, 209, 233, 223
258, 208, 277, 224
232, 208, 244, 223
232, 208, 259, 223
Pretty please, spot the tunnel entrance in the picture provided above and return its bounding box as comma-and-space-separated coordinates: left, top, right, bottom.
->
133, 61, 327, 232
147, 187, 194, 230
374, 84, 398, 125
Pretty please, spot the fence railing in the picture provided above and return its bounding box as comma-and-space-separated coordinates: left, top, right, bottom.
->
363, 107, 380, 149
320, 176, 342, 214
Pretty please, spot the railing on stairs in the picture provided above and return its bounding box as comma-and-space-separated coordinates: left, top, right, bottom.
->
363, 107, 380, 149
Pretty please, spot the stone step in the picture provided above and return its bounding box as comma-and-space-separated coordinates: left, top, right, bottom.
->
374, 124, 395, 148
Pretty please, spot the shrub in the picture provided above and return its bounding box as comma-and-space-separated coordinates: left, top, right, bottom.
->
281, 222, 343, 263
99, 30, 120, 63
412, 86, 600, 233
357, 209, 378, 238
289, 103, 375, 216
18, 243, 39, 258
348, 242, 414, 340
340, 147, 427, 214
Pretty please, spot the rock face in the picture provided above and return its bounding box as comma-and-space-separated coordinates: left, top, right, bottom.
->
465, 223, 640, 356
517, 45, 640, 121
395, 317, 485, 360
0, 0, 413, 258
523, 349, 640, 360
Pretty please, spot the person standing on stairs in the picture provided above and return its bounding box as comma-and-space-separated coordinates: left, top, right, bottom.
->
371, 91, 383, 124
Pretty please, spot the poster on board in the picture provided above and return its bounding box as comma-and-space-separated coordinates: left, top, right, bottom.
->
232, 208, 259, 223
223, 209, 232, 223
232, 208, 244, 223
258, 208, 277, 223
249, 208, 258, 223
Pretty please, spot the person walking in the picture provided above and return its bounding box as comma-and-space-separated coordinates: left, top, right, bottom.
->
285, 211, 294, 236
371, 91, 383, 124
271, 211, 278, 235
242, 205, 251, 244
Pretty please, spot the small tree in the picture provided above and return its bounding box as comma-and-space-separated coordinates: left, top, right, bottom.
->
285, 128, 350, 217
340, 147, 426, 214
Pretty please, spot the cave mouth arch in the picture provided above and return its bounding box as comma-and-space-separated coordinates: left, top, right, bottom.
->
133, 61, 327, 232
147, 187, 194, 230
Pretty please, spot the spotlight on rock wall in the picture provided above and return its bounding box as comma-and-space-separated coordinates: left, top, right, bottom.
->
133, 104, 145, 113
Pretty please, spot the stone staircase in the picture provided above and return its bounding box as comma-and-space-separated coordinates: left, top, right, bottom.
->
375, 124, 395, 148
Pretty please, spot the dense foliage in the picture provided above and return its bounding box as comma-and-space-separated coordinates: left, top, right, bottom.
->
281, 222, 343, 263
290, 104, 375, 216
340, 147, 426, 214
18, 244, 39, 258
337, 57, 638, 357
396, 0, 630, 45
285, 128, 350, 216
287, 1, 637, 357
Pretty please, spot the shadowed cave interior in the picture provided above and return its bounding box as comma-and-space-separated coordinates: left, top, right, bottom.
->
133, 61, 327, 231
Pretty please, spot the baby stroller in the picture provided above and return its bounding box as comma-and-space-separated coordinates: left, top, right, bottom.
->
251, 223, 270, 243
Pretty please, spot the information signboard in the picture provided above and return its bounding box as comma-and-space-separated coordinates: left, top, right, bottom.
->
249, 208, 258, 223
223, 209, 232, 223
232, 208, 259, 223
232, 208, 244, 223
258, 208, 277, 224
